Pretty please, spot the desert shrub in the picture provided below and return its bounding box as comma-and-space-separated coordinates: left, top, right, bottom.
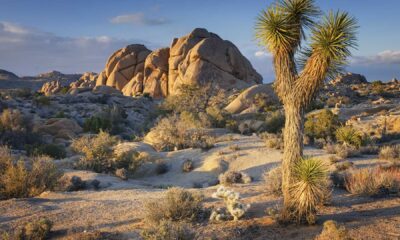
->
359, 144, 379, 155
0, 109, 29, 132
0, 156, 62, 199
262, 133, 283, 149
33, 95, 51, 106
289, 158, 330, 224
345, 167, 400, 197
83, 116, 111, 133
144, 188, 204, 225
335, 126, 363, 148
0, 145, 12, 174
315, 220, 351, 240
263, 166, 282, 196
264, 110, 285, 133
115, 168, 128, 180
149, 114, 215, 151
182, 159, 194, 173
335, 145, 360, 159
229, 144, 240, 151
335, 161, 354, 171
379, 145, 400, 164
15, 218, 53, 240
305, 109, 340, 140
141, 220, 195, 240
59, 86, 70, 94
210, 186, 251, 221
57, 175, 87, 192
218, 171, 252, 185
26, 144, 66, 159
71, 131, 118, 173
54, 110, 66, 118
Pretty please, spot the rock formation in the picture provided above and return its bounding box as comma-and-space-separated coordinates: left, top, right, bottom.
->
96, 44, 151, 95
40, 80, 63, 96
70, 72, 98, 89
330, 73, 368, 85
95, 28, 262, 98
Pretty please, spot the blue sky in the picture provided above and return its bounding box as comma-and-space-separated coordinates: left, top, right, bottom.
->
0, 0, 399, 82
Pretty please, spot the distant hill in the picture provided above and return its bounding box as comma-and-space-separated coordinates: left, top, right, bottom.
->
0, 69, 82, 90
0, 69, 20, 81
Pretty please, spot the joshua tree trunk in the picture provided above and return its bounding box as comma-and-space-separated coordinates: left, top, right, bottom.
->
281, 103, 304, 219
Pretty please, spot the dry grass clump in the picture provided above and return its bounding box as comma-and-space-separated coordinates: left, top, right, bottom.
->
345, 167, 400, 197
149, 114, 215, 151
71, 131, 119, 173
0, 149, 62, 200
181, 159, 194, 173
263, 166, 282, 196
218, 171, 252, 185
141, 220, 195, 240
289, 158, 331, 224
262, 133, 283, 149
315, 220, 351, 240
14, 218, 53, 240
335, 161, 354, 171
334, 145, 360, 159
379, 145, 400, 164
144, 188, 204, 225
0, 109, 29, 132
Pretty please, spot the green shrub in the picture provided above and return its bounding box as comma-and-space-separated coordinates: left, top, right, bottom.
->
83, 116, 112, 133
144, 188, 204, 225
305, 109, 340, 140
289, 158, 330, 224
34, 95, 51, 106
335, 126, 363, 148
15, 218, 53, 240
26, 144, 66, 159
0, 155, 62, 200
71, 131, 118, 173
141, 220, 195, 240
54, 110, 66, 118
264, 110, 285, 133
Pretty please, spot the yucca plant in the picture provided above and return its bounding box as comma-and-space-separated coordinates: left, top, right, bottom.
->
335, 126, 362, 148
255, 0, 357, 222
289, 157, 330, 224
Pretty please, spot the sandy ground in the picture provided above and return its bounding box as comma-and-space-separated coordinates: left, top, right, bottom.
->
1, 134, 399, 239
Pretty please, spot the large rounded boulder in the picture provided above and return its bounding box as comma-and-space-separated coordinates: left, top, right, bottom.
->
168, 28, 262, 95
143, 48, 170, 99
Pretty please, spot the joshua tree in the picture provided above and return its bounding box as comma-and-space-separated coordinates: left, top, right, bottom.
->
255, 0, 357, 221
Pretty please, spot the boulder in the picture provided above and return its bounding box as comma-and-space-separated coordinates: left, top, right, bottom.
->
92, 85, 122, 95
34, 118, 82, 139
330, 73, 368, 85
70, 72, 98, 89
95, 44, 151, 94
168, 28, 262, 95
40, 80, 63, 96
225, 84, 279, 114
143, 48, 170, 98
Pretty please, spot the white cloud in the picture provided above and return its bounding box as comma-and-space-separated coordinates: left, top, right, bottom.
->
110, 13, 169, 26
254, 50, 270, 58
0, 21, 159, 75
352, 50, 400, 65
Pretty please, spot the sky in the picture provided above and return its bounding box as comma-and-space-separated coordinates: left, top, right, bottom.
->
0, 0, 399, 82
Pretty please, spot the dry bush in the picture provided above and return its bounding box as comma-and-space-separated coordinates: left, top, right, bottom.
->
315, 220, 351, 240
0, 155, 62, 200
289, 158, 330, 224
262, 133, 283, 149
218, 171, 252, 185
144, 188, 204, 225
264, 110, 285, 133
71, 131, 118, 173
141, 220, 195, 240
14, 218, 53, 240
149, 114, 215, 151
181, 159, 194, 173
263, 166, 282, 196
0, 109, 29, 132
345, 167, 400, 197
379, 145, 400, 164
229, 144, 240, 151
335, 161, 354, 171
335, 145, 360, 159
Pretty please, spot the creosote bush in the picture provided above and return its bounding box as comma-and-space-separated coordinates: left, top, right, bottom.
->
315, 220, 351, 240
263, 166, 282, 196
345, 167, 400, 197
289, 158, 330, 224
305, 109, 340, 140
0, 148, 62, 200
141, 220, 195, 240
144, 188, 204, 225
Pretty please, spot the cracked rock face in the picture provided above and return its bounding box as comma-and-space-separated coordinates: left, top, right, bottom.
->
96, 44, 151, 94
96, 28, 262, 98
